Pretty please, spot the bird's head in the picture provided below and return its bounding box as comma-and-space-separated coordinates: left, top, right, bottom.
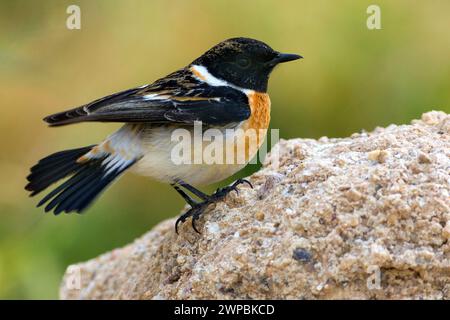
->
192, 37, 302, 92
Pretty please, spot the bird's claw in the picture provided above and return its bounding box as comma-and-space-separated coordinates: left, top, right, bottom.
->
175, 179, 253, 234
175, 215, 187, 235
191, 214, 201, 234
175, 202, 207, 234
228, 178, 253, 195
213, 179, 253, 200
233, 178, 253, 189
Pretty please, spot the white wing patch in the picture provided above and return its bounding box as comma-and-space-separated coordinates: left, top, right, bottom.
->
142, 93, 171, 101
190, 65, 253, 95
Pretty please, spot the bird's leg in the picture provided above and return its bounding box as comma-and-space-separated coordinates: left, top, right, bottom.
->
173, 179, 253, 234
172, 184, 197, 207
177, 181, 210, 201
173, 181, 210, 234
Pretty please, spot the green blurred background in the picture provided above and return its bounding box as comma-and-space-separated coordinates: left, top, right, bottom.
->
0, 0, 448, 299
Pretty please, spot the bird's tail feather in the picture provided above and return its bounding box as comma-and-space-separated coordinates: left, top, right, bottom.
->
25, 145, 135, 215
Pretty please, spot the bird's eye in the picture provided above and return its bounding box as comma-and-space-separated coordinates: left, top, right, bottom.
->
236, 57, 251, 69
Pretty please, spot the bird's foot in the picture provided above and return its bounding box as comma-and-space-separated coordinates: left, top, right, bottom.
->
175, 201, 210, 234
175, 179, 253, 234
209, 178, 253, 201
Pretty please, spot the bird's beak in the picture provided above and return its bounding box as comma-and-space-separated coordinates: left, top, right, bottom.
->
267, 52, 303, 66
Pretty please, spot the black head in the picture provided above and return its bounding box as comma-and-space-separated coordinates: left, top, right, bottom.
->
192, 37, 302, 92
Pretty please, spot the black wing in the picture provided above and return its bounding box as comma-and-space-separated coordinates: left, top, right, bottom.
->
44, 68, 251, 127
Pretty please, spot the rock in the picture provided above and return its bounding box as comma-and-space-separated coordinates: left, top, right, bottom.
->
60, 111, 450, 300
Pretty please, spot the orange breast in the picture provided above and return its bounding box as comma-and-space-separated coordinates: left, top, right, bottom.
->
232, 92, 271, 163
243, 92, 271, 131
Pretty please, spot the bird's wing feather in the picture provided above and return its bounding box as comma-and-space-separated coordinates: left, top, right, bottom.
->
44, 68, 251, 127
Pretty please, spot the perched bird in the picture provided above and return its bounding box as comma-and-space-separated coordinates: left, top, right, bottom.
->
25, 37, 301, 233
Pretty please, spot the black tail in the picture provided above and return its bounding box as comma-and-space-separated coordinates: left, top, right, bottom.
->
25, 145, 135, 215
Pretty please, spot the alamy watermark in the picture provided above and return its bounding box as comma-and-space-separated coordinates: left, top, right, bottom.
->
65, 265, 82, 291
367, 4, 382, 30
66, 5, 81, 30
366, 265, 381, 290
170, 121, 279, 167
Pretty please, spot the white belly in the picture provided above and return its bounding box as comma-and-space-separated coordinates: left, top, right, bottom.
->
131, 125, 260, 186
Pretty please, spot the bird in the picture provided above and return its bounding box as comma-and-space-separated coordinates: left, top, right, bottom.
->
25, 37, 302, 233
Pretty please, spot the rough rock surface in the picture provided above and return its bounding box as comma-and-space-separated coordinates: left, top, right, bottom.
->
60, 111, 450, 300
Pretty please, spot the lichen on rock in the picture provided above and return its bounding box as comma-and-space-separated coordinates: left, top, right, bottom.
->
60, 111, 450, 300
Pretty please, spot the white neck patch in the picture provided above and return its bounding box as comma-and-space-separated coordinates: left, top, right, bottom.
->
190, 65, 253, 95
